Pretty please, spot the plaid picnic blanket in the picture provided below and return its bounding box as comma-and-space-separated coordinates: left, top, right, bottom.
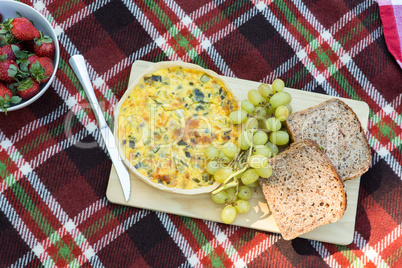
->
378, 0, 402, 68
0, 0, 401, 267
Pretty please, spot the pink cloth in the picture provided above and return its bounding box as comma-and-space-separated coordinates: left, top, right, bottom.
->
378, 0, 402, 68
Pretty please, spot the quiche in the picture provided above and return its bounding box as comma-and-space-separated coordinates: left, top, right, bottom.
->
114, 62, 240, 194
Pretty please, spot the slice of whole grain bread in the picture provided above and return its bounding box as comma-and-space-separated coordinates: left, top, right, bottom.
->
285, 98, 371, 181
259, 139, 347, 240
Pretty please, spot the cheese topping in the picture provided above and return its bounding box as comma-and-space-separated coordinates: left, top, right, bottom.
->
117, 66, 239, 189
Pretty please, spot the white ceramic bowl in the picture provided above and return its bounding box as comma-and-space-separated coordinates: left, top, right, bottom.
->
0, 0, 60, 112
114, 61, 240, 195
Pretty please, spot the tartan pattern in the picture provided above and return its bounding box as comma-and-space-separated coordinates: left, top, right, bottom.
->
0, 0, 401, 267
378, 0, 402, 69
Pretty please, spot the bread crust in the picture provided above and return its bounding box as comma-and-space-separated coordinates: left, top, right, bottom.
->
260, 139, 347, 240
285, 98, 371, 181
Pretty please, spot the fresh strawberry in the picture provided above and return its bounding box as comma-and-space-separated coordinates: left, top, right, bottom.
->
0, 82, 21, 114
8, 17, 40, 41
34, 42, 55, 58
27, 54, 39, 66
30, 57, 53, 83
0, 83, 13, 99
17, 77, 40, 100
0, 59, 19, 82
34, 33, 55, 58
0, 13, 3, 22
0, 44, 22, 61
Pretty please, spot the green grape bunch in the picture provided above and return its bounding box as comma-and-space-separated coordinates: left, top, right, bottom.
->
205, 78, 293, 224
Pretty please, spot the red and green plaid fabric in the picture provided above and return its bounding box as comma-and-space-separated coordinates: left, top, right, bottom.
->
1, 0, 401, 267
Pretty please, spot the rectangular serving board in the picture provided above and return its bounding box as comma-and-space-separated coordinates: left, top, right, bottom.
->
106, 60, 370, 245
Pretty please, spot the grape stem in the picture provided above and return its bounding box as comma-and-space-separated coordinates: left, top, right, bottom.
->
211, 180, 238, 195
211, 164, 248, 195
211, 128, 256, 196
224, 165, 248, 184
232, 151, 245, 170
